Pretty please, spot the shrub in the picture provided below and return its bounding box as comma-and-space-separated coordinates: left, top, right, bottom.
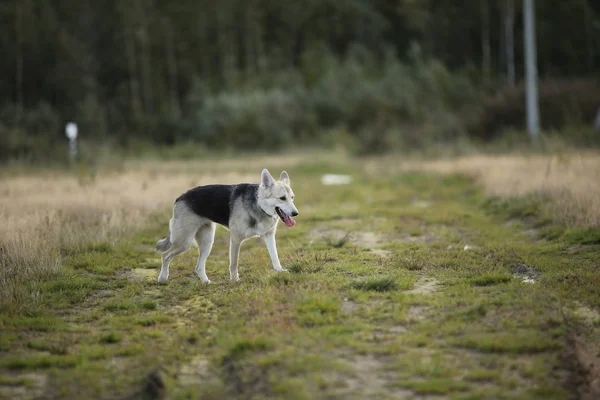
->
185, 45, 479, 153
463, 78, 600, 140
192, 87, 314, 150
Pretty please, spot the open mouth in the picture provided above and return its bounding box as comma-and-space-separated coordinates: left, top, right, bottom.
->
275, 207, 296, 227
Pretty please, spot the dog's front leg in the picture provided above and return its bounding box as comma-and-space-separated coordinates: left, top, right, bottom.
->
229, 235, 242, 281
263, 231, 286, 272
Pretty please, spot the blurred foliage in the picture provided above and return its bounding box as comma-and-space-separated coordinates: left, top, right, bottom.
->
1, 0, 599, 160
463, 78, 600, 140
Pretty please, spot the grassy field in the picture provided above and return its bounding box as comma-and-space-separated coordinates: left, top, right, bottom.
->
1, 153, 599, 400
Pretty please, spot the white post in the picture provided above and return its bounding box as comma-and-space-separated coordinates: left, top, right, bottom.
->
524, 0, 540, 144
65, 122, 79, 162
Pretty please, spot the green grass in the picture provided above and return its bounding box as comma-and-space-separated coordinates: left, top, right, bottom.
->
458, 331, 563, 354
469, 273, 512, 286
397, 379, 470, 395
0, 355, 79, 370
0, 376, 35, 387
350, 276, 397, 292
102, 298, 157, 312
99, 332, 122, 344
1, 157, 599, 399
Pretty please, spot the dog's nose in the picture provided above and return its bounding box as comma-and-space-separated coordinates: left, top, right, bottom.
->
292, 211, 299, 217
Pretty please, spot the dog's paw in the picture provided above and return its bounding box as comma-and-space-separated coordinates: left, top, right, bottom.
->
157, 274, 169, 283
230, 275, 240, 282
202, 279, 212, 284
276, 268, 288, 273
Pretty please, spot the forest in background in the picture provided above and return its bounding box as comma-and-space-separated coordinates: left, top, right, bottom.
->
1, 0, 600, 161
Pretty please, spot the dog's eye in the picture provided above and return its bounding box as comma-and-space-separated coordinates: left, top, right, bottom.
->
279, 196, 286, 201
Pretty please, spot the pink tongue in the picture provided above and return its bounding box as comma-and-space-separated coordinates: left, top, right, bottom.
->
282, 215, 296, 227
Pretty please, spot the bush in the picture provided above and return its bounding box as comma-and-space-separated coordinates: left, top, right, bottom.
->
0, 103, 67, 164
185, 44, 479, 153
192, 87, 315, 150
463, 78, 600, 140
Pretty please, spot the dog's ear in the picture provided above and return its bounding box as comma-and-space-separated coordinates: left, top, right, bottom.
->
261, 169, 275, 189
279, 171, 290, 185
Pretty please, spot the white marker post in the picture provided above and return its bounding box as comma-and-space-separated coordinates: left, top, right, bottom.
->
65, 122, 78, 162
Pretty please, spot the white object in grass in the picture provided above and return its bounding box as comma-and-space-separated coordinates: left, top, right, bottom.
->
321, 174, 352, 185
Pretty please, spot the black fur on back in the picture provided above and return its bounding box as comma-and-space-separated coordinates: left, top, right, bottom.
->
175, 183, 264, 227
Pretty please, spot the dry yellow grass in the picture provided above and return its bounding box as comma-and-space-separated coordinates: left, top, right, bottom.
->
390, 152, 600, 227
0, 164, 258, 310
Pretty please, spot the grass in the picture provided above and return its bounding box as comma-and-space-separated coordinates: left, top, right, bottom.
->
0, 151, 599, 399
395, 152, 600, 227
102, 298, 157, 312
351, 276, 397, 292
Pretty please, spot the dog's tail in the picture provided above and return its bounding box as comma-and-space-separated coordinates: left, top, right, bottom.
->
156, 237, 171, 251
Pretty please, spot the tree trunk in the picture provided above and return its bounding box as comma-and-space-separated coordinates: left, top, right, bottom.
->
15, 0, 24, 115
124, 26, 142, 118
137, 0, 154, 114
254, 15, 266, 73
481, 0, 492, 84
505, 0, 516, 87
216, 4, 236, 88
162, 17, 180, 118
583, 0, 594, 72
244, 2, 255, 78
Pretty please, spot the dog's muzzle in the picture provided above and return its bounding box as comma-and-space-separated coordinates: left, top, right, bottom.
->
275, 207, 296, 227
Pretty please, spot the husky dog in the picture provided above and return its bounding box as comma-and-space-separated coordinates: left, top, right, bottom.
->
155, 169, 298, 283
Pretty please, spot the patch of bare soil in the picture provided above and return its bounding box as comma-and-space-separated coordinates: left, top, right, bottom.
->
370, 249, 393, 258
0, 373, 47, 400
406, 278, 441, 295
572, 337, 600, 399
352, 231, 383, 248
411, 199, 432, 209
389, 325, 409, 334
341, 298, 358, 314
178, 356, 213, 387
563, 303, 600, 399
309, 228, 391, 257
332, 355, 414, 399
128, 268, 158, 281
309, 228, 347, 242
407, 305, 431, 321
168, 297, 217, 320
395, 232, 440, 244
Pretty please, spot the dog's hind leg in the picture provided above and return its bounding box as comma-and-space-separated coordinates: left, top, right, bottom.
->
194, 222, 216, 283
157, 207, 199, 283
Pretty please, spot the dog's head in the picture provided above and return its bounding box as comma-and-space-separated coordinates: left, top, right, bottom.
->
258, 169, 298, 227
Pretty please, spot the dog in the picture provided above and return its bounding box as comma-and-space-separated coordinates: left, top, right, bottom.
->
155, 169, 298, 283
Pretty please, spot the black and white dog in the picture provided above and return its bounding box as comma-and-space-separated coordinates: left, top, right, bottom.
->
156, 169, 298, 283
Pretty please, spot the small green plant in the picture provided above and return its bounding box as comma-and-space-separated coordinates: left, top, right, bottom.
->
99, 332, 121, 344
351, 276, 397, 292
225, 338, 273, 359
103, 298, 157, 312
470, 274, 512, 287
326, 233, 351, 248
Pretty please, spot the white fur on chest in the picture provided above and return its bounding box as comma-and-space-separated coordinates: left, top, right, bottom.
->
229, 208, 278, 239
